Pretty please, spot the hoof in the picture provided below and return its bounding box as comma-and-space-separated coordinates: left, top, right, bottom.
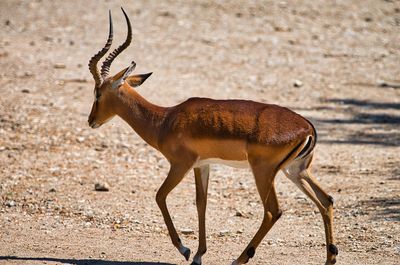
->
328, 195, 334, 204
246, 247, 255, 259
178, 242, 190, 261
183, 248, 191, 261
328, 244, 338, 256
325, 258, 337, 265
190, 262, 201, 265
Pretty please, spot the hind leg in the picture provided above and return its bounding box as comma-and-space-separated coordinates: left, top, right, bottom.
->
284, 156, 338, 265
232, 162, 282, 265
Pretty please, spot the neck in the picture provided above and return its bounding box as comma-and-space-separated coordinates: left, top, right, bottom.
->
114, 84, 167, 149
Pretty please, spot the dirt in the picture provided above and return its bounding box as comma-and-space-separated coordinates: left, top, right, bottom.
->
0, 0, 399, 264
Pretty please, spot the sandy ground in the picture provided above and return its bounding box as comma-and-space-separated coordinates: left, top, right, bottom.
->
0, 0, 399, 264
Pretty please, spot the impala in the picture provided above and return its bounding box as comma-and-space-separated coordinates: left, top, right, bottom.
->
87, 8, 338, 265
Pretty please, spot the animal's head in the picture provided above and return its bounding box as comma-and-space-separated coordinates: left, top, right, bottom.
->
87, 7, 151, 129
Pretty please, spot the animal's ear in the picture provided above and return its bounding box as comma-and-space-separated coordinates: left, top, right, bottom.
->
125, 72, 152, 87
111, 61, 137, 89
112, 67, 128, 81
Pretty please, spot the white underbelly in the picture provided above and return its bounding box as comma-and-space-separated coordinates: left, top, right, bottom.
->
194, 158, 250, 168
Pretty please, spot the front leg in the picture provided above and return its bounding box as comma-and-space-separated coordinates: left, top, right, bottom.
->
191, 165, 210, 265
156, 161, 194, 261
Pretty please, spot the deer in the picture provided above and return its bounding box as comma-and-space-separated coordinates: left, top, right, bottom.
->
87, 7, 338, 265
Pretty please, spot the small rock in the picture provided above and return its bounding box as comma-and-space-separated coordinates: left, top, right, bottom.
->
293, 80, 303, 87
235, 210, 245, 217
54, 63, 66, 69
49, 188, 56, 193
274, 25, 291, 32
364, 17, 373, 22
5, 200, 16, 207
21, 89, 30, 93
76, 137, 85, 143
95, 182, 109, 192
180, 228, 194, 235
24, 71, 34, 77
84, 210, 94, 220
219, 230, 230, 237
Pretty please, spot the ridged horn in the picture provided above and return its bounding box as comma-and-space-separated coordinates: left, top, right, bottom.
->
100, 7, 132, 78
88, 10, 114, 87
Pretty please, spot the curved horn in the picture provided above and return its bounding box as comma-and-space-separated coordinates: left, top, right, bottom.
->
100, 7, 132, 78
88, 10, 114, 87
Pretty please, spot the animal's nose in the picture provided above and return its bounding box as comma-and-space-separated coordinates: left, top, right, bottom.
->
88, 116, 95, 127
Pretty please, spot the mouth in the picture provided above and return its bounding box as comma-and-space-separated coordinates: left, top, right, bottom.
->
89, 121, 101, 128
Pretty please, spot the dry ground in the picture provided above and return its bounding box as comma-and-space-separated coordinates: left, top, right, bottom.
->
0, 0, 399, 264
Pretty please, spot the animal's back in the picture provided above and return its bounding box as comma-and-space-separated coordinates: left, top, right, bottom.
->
164, 97, 313, 145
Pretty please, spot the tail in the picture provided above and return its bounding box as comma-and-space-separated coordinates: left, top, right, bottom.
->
297, 119, 317, 159
277, 119, 318, 170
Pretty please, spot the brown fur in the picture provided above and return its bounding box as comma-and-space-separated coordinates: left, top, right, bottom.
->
163, 97, 313, 145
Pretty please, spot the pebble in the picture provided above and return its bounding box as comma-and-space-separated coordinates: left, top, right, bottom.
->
293, 80, 303, 87
54, 63, 66, 69
84, 210, 94, 220
274, 25, 291, 32
235, 210, 245, 217
94, 182, 110, 192
219, 230, 230, 237
180, 228, 194, 235
5, 200, 16, 207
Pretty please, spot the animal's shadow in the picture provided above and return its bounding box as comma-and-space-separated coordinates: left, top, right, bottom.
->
0, 256, 176, 265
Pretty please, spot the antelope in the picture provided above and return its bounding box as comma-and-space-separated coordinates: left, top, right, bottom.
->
87, 8, 338, 265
